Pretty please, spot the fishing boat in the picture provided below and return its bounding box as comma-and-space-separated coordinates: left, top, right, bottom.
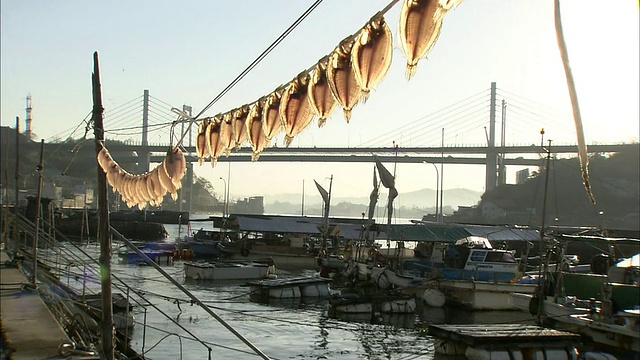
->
512, 237, 640, 356
356, 233, 539, 309
184, 258, 276, 280
188, 228, 236, 258
117, 241, 176, 265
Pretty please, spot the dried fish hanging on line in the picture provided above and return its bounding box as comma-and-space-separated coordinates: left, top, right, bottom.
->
327, 36, 363, 122
399, 0, 462, 80
97, 145, 186, 208
246, 98, 270, 161
280, 71, 316, 147
351, 15, 393, 101
185, 0, 464, 165
308, 57, 339, 127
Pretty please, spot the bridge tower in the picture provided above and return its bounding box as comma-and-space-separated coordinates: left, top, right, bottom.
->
485, 82, 498, 192
138, 89, 150, 174
25, 94, 33, 139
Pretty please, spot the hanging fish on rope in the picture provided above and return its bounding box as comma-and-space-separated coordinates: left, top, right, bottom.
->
232, 105, 250, 150
220, 111, 236, 157
246, 98, 270, 161
308, 57, 339, 127
262, 87, 285, 140
158, 156, 178, 201
205, 115, 226, 166
352, 15, 393, 101
164, 147, 187, 190
149, 167, 166, 205
399, 0, 462, 80
195, 118, 211, 165
281, 71, 316, 147
327, 36, 363, 122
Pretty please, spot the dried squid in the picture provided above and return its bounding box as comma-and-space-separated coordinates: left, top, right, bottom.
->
164, 147, 187, 189
246, 98, 270, 161
308, 57, 339, 127
327, 36, 362, 122
157, 159, 178, 201
399, 0, 462, 80
351, 15, 393, 101
262, 88, 284, 140
280, 72, 316, 147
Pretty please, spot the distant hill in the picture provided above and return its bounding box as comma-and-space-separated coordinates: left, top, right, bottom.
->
261, 187, 482, 215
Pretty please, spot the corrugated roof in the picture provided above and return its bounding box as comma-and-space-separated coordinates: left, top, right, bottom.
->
387, 223, 471, 242
234, 216, 321, 234
463, 225, 540, 242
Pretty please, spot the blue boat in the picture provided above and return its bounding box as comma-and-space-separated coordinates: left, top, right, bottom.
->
187, 228, 236, 258
118, 242, 176, 265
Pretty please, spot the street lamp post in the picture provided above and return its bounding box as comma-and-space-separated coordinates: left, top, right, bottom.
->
219, 177, 227, 218
423, 161, 440, 222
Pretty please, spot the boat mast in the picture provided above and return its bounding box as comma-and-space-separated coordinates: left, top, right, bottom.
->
535, 131, 553, 323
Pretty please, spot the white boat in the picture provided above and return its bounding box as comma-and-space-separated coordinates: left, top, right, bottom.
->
184, 259, 275, 280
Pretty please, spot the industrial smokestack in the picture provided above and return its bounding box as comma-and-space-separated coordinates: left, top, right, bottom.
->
25, 94, 33, 139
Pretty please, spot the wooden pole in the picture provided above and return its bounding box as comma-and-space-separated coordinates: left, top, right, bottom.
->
92, 51, 114, 359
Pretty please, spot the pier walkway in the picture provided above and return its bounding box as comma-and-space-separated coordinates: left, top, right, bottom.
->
1, 250, 70, 359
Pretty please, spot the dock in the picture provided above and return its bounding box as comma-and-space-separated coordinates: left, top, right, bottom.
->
428, 324, 581, 358
248, 275, 333, 299
1, 250, 71, 359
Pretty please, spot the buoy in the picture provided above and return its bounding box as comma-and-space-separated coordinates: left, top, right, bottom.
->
423, 288, 446, 307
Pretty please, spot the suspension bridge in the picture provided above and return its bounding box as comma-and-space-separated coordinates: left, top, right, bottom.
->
46, 84, 637, 196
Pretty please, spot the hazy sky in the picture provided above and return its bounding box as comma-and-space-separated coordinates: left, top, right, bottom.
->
1, 0, 638, 203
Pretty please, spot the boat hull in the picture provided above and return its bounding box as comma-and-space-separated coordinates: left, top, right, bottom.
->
184, 261, 273, 280
436, 280, 538, 310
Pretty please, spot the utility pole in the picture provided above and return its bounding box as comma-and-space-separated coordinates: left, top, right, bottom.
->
92, 52, 115, 359
32, 139, 45, 289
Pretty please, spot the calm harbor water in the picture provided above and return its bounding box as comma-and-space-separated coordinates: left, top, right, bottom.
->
59, 221, 536, 360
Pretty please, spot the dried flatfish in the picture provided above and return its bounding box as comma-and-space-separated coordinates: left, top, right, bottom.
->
280, 72, 316, 147
308, 58, 339, 127
205, 115, 225, 166
246, 98, 270, 161
232, 105, 250, 149
327, 36, 362, 122
399, 0, 462, 80
220, 112, 236, 156
262, 88, 284, 140
195, 118, 211, 165
352, 15, 393, 101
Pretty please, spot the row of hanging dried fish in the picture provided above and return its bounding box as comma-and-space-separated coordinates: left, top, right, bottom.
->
195, 0, 462, 164
97, 145, 187, 209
